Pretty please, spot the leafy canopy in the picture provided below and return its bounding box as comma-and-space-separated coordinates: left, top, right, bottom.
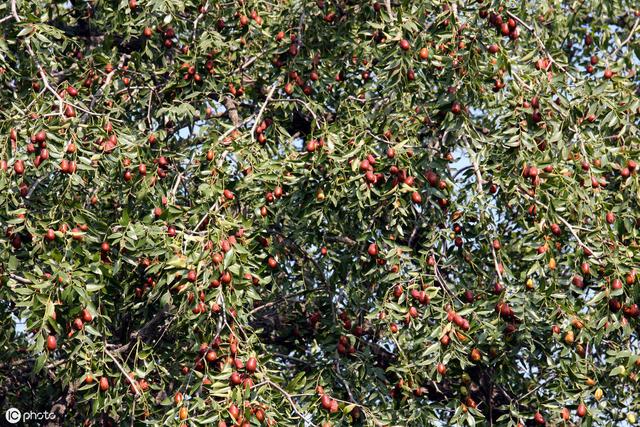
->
1, 0, 640, 426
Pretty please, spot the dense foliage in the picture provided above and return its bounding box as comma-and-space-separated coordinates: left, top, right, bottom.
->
1, 0, 640, 426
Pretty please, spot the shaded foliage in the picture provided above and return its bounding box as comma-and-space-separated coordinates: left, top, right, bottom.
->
1, 0, 640, 426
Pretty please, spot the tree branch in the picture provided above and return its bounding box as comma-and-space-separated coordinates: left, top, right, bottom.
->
468, 149, 504, 284
105, 349, 140, 396
506, 11, 570, 76
10, 0, 20, 22
250, 82, 278, 141
264, 379, 309, 421
109, 308, 172, 354
325, 235, 357, 246
10, 273, 32, 284
611, 18, 639, 57
517, 188, 599, 259
24, 40, 100, 117
223, 97, 240, 127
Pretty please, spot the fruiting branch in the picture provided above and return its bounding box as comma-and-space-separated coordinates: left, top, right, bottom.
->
87, 53, 130, 113
250, 82, 278, 141
105, 349, 141, 396
517, 188, 600, 260
506, 10, 570, 75
24, 40, 100, 117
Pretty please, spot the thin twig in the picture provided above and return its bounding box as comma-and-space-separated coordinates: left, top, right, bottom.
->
26, 174, 52, 199
25, 40, 101, 117
170, 173, 184, 202
510, 69, 532, 91
434, 262, 463, 303
468, 148, 504, 283
265, 379, 308, 421
105, 349, 140, 396
234, 56, 257, 73
24, 42, 65, 116
248, 288, 320, 316
506, 11, 569, 75
191, 1, 209, 43
296, 7, 306, 48
10, 0, 20, 22
146, 90, 154, 128
10, 274, 32, 284
517, 188, 599, 259
384, 0, 395, 19
516, 374, 556, 403
250, 82, 278, 141
89, 53, 129, 111
190, 203, 217, 234
453, 165, 473, 179
333, 360, 356, 402
218, 113, 255, 143
611, 18, 639, 57
505, 11, 531, 32
324, 235, 357, 246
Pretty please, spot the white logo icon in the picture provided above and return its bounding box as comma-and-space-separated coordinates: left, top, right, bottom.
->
5, 407, 21, 424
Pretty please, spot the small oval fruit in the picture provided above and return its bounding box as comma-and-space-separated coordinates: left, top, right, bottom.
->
46, 335, 57, 351
594, 388, 603, 401
81, 309, 93, 322
321, 394, 332, 410
606, 212, 615, 224
14, 160, 25, 175
73, 318, 84, 330
267, 257, 278, 269
45, 228, 56, 241
186, 270, 197, 282
577, 403, 587, 417
246, 357, 257, 373
179, 407, 188, 420
367, 243, 378, 257
230, 371, 242, 385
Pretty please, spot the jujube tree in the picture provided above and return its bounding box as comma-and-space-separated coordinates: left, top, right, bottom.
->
1, 0, 640, 426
